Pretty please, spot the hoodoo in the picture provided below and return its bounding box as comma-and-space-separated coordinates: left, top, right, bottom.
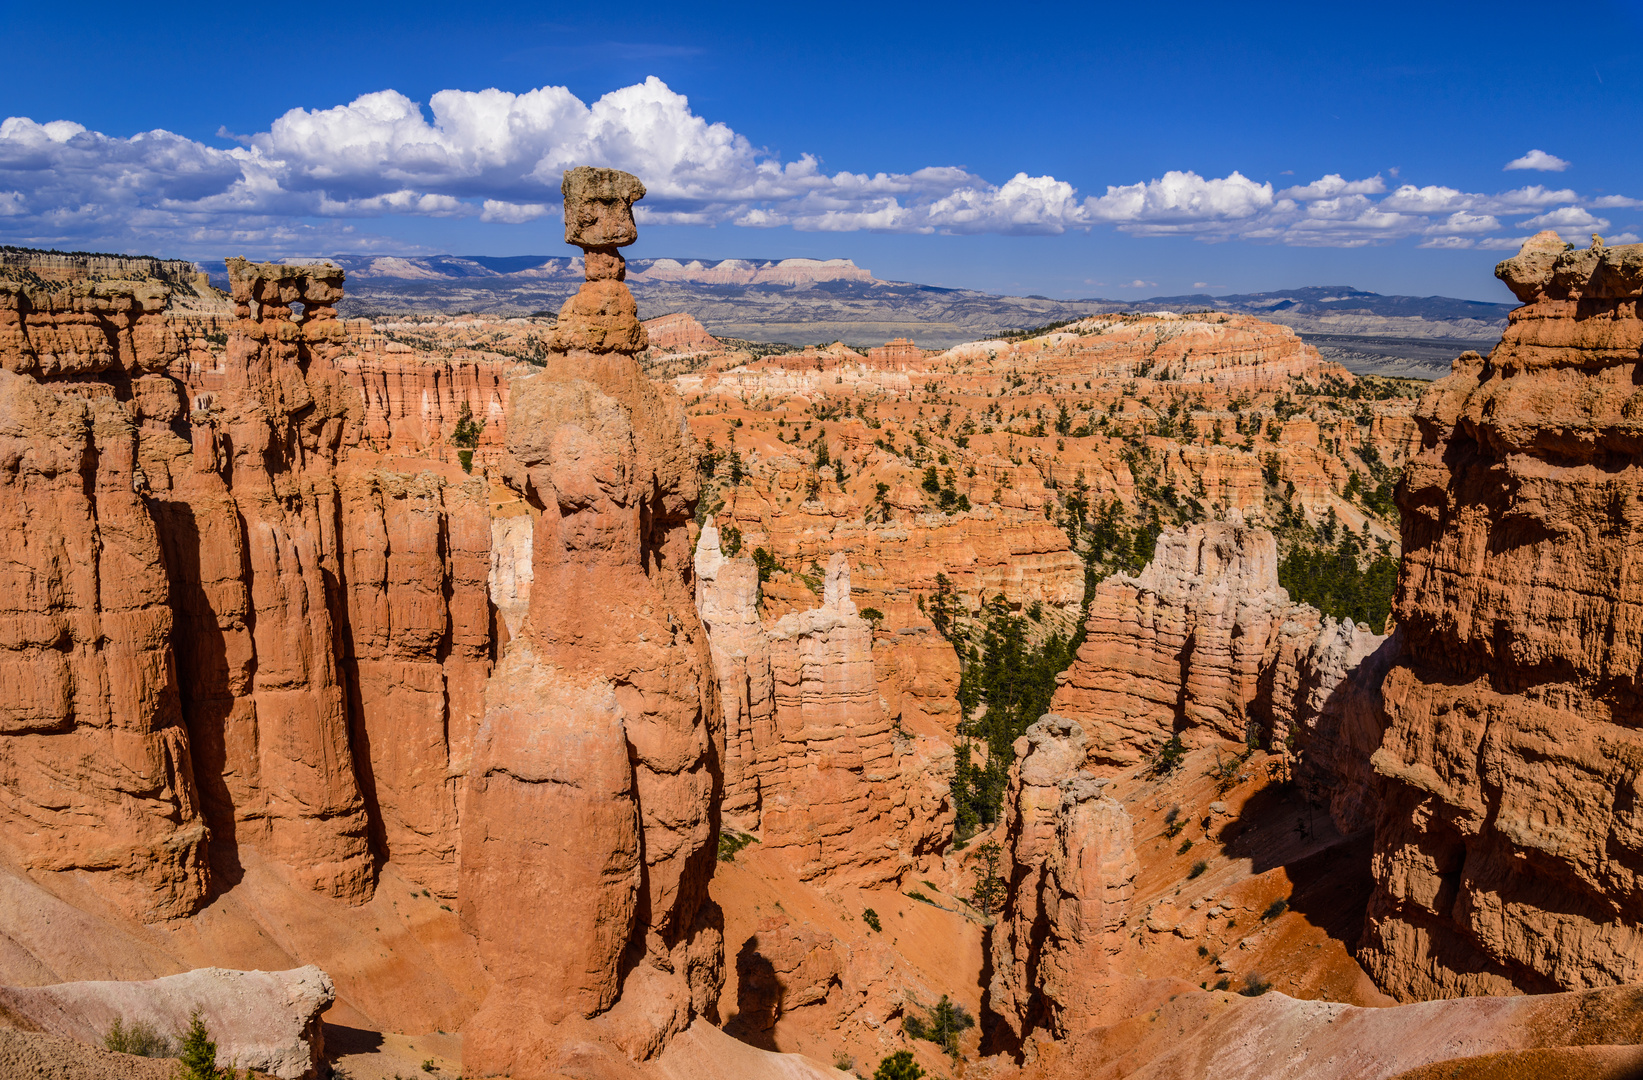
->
7, 201, 1643, 1077
1365, 233, 1643, 998
0, 171, 736, 1079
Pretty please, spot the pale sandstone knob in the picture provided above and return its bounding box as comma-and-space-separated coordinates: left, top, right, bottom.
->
561, 166, 646, 249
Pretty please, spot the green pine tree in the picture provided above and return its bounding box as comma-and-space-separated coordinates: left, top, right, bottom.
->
176, 1011, 219, 1080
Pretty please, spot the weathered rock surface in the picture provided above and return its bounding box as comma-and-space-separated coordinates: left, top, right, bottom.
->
1364, 233, 1643, 999
0, 965, 333, 1079
0, 172, 731, 1077
695, 532, 952, 883
987, 716, 1138, 1044
1049, 519, 1388, 813
695, 520, 774, 823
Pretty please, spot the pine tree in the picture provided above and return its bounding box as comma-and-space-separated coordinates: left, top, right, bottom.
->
177, 1011, 219, 1080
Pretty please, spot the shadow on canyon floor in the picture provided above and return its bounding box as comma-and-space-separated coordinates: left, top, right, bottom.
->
1224, 779, 1376, 957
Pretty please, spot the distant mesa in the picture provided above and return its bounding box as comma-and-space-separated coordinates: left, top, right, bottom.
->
643, 311, 722, 353
333, 254, 876, 288
632, 257, 874, 286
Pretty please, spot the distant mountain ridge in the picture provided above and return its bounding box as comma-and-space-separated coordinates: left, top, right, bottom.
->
205, 253, 1515, 378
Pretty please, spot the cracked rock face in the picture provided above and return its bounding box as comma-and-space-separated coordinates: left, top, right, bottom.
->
1363, 232, 1643, 999
986, 715, 1138, 1044
694, 536, 953, 885
0, 182, 728, 1077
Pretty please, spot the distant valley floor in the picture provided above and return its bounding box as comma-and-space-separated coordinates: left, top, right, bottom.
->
302, 254, 1510, 380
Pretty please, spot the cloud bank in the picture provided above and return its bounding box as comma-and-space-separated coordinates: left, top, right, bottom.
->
0, 78, 1632, 255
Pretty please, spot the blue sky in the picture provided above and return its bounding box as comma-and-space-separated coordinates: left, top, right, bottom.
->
3, 0, 1639, 301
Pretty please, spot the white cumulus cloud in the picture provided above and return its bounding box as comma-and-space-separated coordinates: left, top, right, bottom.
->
1519, 206, 1610, 236
0, 79, 1636, 256
1505, 149, 1571, 172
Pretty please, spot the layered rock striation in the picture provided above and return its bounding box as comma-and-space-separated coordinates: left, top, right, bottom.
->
0, 169, 726, 1076
1363, 233, 1643, 998
695, 528, 951, 884
1049, 518, 1388, 818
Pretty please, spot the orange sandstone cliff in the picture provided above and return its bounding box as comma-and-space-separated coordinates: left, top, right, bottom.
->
1364, 232, 1643, 998
0, 172, 739, 1079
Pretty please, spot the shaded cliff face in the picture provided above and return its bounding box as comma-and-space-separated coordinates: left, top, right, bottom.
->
0, 209, 725, 1076
985, 522, 1396, 1054
1364, 233, 1643, 998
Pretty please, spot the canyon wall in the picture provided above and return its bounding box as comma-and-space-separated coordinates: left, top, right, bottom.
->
1363, 233, 1643, 999
986, 520, 1394, 1050
695, 526, 951, 885
0, 171, 727, 1078
1049, 518, 1388, 823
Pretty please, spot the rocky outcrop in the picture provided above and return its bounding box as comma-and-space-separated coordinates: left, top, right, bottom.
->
0, 367, 209, 920
987, 716, 1137, 1046
0, 169, 728, 1076
695, 532, 952, 884
1, 275, 189, 379
645, 312, 722, 354
0, 965, 333, 1079
1363, 233, 1643, 999
1022, 983, 1643, 1080
456, 166, 723, 1076
1049, 520, 1388, 810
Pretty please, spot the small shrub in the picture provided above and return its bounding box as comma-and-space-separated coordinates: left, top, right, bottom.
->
451, 402, 485, 450
1164, 817, 1186, 839
104, 1017, 171, 1058
1177, 838, 1193, 856
1241, 972, 1273, 997
1212, 976, 1230, 991
752, 547, 785, 583
1148, 734, 1185, 777
968, 840, 1006, 916
903, 995, 974, 1061
717, 830, 756, 862
873, 1050, 925, 1080
720, 524, 743, 558
1208, 748, 1253, 794
1187, 859, 1208, 880
906, 890, 935, 906
834, 1049, 855, 1071
862, 908, 882, 932
1263, 898, 1288, 921
422, 1059, 438, 1073
1196, 945, 1209, 958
